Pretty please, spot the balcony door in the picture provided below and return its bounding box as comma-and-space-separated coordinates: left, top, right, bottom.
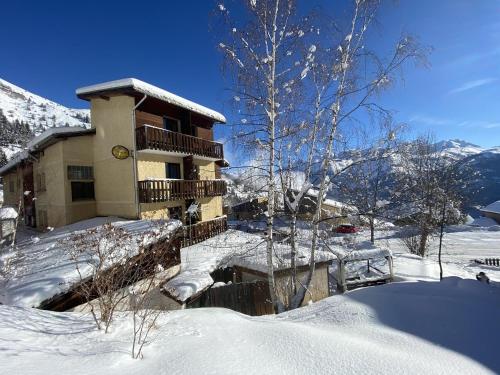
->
163, 116, 180, 133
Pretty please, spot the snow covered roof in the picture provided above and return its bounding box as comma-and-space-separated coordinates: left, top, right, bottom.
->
305, 188, 356, 211
330, 241, 392, 261
481, 200, 500, 214
76, 78, 226, 123
0, 126, 94, 175
0, 206, 18, 220
162, 230, 334, 303
0, 217, 182, 307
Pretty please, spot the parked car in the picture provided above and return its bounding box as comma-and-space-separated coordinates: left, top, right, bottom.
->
335, 224, 359, 234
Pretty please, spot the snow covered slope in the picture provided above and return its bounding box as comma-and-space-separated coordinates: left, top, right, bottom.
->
0, 277, 497, 374
330, 138, 500, 209
0, 77, 90, 135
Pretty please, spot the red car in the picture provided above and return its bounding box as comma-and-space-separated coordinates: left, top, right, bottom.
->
335, 224, 359, 234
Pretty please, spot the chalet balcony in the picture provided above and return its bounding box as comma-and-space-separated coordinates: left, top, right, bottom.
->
136, 125, 224, 160
138, 179, 227, 203
182, 216, 228, 247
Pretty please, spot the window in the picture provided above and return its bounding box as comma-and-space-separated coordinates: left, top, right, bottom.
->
163, 116, 180, 132
68, 165, 93, 180
36, 173, 46, 192
71, 181, 95, 201
165, 163, 181, 179
68, 166, 94, 201
9, 180, 14, 193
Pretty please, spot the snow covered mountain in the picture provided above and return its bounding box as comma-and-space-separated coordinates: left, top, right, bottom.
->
0, 78, 90, 158
334, 139, 500, 209
223, 139, 500, 211
0, 78, 90, 130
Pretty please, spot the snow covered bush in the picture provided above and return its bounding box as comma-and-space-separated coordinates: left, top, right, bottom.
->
64, 221, 182, 335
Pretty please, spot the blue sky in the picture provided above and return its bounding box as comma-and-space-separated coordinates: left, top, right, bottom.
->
1, 0, 499, 156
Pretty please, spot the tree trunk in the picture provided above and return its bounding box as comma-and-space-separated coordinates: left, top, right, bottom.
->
369, 216, 375, 244
265, 0, 281, 313
438, 201, 447, 281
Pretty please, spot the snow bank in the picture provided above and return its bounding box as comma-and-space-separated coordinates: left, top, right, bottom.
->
0, 277, 498, 374
330, 240, 391, 261
0, 217, 181, 307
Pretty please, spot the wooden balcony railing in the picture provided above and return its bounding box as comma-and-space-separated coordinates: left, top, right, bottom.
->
136, 125, 224, 159
182, 216, 228, 247
138, 179, 227, 203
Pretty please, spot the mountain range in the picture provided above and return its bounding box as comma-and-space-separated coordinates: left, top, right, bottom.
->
0, 78, 90, 158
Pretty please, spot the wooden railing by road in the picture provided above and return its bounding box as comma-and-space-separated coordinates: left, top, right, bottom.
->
138, 179, 227, 203
182, 216, 228, 247
136, 125, 224, 159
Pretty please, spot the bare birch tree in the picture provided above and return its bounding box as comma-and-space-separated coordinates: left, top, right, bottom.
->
217, 0, 307, 312
290, 0, 428, 308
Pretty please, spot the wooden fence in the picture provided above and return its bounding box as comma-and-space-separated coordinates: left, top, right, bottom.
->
199, 281, 274, 316
485, 258, 500, 267
136, 125, 224, 159
182, 216, 228, 247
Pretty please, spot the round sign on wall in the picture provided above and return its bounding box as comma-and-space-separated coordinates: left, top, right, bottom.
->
111, 145, 130, 160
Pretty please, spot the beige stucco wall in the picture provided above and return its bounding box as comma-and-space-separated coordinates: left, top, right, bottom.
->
91, 95, 137, 218
61, 136, 96, 224
2, 169, 23, 206
31, 135, 96, 229
198, 196, 223, 221
195, 160, 216, 180
33, 142, 67, 228
137, 153, 184, 180
140, 200, 185, 221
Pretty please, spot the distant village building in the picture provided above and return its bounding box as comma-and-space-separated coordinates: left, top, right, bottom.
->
480, 201, 500, 224
0, 78, 228, 243
230, 197, 268, 221
285, 188, 356, 225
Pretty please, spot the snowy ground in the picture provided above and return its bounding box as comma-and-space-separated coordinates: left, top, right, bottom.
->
0, 277, 498, 374
362, 225, 500, 283
1, 219, 500, 374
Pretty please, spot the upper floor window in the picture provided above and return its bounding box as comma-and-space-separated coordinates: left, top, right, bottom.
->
163, 116, 180, 132
37, 173, 46, 192
165, 163, 181, 179
68, 165, 93, 180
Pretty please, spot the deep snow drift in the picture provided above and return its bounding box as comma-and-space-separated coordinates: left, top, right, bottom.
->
0, 277, 498, 374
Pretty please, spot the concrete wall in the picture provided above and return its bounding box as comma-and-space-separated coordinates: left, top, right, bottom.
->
91, 95, 137, 218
